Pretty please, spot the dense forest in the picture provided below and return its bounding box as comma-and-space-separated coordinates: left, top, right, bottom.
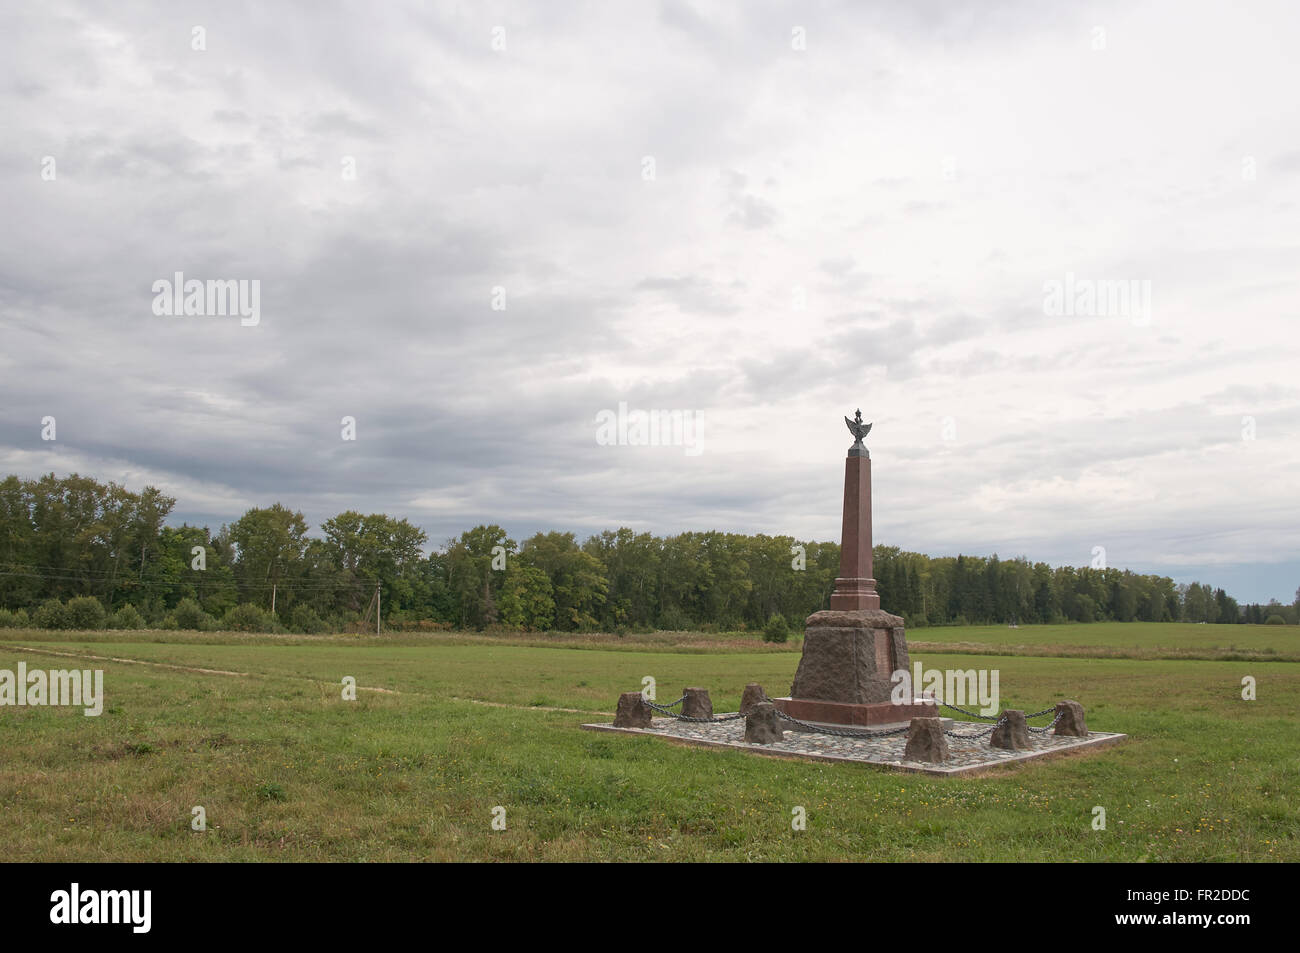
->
0, 473, 1294, 633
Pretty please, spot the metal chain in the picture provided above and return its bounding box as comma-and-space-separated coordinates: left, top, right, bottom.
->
944, 714, 1006, 740
643, 697, 745, 723
642, 698, 681, 716
940, 702, 1059, 721
944, 727, 998, 739
946, 710, 1065, 741
640, 694, 1067, 737
1028, 711, 1064, 734
938, 702, 999, 720
772, 709, 910, 738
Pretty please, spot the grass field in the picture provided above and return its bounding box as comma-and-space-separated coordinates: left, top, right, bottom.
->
1, 622, 1296, 861
910, 621, 1300, 661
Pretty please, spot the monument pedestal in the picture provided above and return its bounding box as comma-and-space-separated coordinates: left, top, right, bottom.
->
778, 607, 935, 727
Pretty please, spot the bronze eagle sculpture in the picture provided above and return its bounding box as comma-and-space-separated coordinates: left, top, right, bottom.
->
845, 409, 871, 455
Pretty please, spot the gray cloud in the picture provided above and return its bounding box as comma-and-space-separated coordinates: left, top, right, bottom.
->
2, 0, 1299, 603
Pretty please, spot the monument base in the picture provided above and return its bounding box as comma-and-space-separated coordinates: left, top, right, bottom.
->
782, 606, 929, 727
773, 696, 940, 728
788, 608, 908, 704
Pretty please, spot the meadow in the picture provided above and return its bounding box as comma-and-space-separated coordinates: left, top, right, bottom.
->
0, 622, 1296, 861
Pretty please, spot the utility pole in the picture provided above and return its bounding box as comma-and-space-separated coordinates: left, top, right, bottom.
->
376, 582, 381, 635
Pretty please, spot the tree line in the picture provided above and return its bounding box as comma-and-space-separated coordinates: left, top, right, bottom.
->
0, 473, 1292, 633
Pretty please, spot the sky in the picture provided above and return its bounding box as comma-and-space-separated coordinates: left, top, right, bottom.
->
2, 0, 1298, 604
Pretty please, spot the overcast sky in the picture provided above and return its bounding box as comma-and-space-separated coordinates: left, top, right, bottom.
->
3, 1, 1298, 603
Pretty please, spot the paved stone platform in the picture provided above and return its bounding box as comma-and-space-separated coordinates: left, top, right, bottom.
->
582, 714, 1126, 776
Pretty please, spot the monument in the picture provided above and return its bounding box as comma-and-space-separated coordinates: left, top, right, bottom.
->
592, 415, 1123, 767
773, 411, 939, 727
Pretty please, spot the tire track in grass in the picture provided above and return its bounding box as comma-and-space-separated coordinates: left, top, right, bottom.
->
7, 644, 612, 714
8, 644, 250, 677
448, 696, 610, 715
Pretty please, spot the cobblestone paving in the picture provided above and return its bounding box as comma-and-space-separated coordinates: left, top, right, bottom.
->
585, 714, 1126, 775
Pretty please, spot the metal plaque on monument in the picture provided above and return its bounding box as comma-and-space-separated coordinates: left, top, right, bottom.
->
773, 411, 938, 727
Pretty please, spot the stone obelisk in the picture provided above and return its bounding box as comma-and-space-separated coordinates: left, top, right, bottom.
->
829, 412, 879, 611
774, 411, 937, 727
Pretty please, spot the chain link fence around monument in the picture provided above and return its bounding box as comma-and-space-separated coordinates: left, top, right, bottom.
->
641, 694, 1064, 740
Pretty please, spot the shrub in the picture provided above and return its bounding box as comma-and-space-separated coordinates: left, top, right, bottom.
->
223, 602, 278, 633
108, 604, 145, 630
290, 604, 327, 634
0, 608, 30, 628
65, 595, 106, 630
657, 605, 693, 631
1264, 614, 1286, 625
33, 598, 70, 630
763, 612, 790, 644
172, 597, 212, 631
138, 600, 167, 626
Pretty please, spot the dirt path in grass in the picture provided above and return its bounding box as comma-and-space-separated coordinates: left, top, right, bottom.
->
6, 644, 610, 714
8, 644, 251, 678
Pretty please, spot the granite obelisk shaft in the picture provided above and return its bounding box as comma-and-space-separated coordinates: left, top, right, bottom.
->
828, 452, 880, 610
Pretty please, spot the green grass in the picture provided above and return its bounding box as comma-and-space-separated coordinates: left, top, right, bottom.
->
7, 619, 1294, 660
0, 625, 1295, 861
911, 621, 1300, 661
